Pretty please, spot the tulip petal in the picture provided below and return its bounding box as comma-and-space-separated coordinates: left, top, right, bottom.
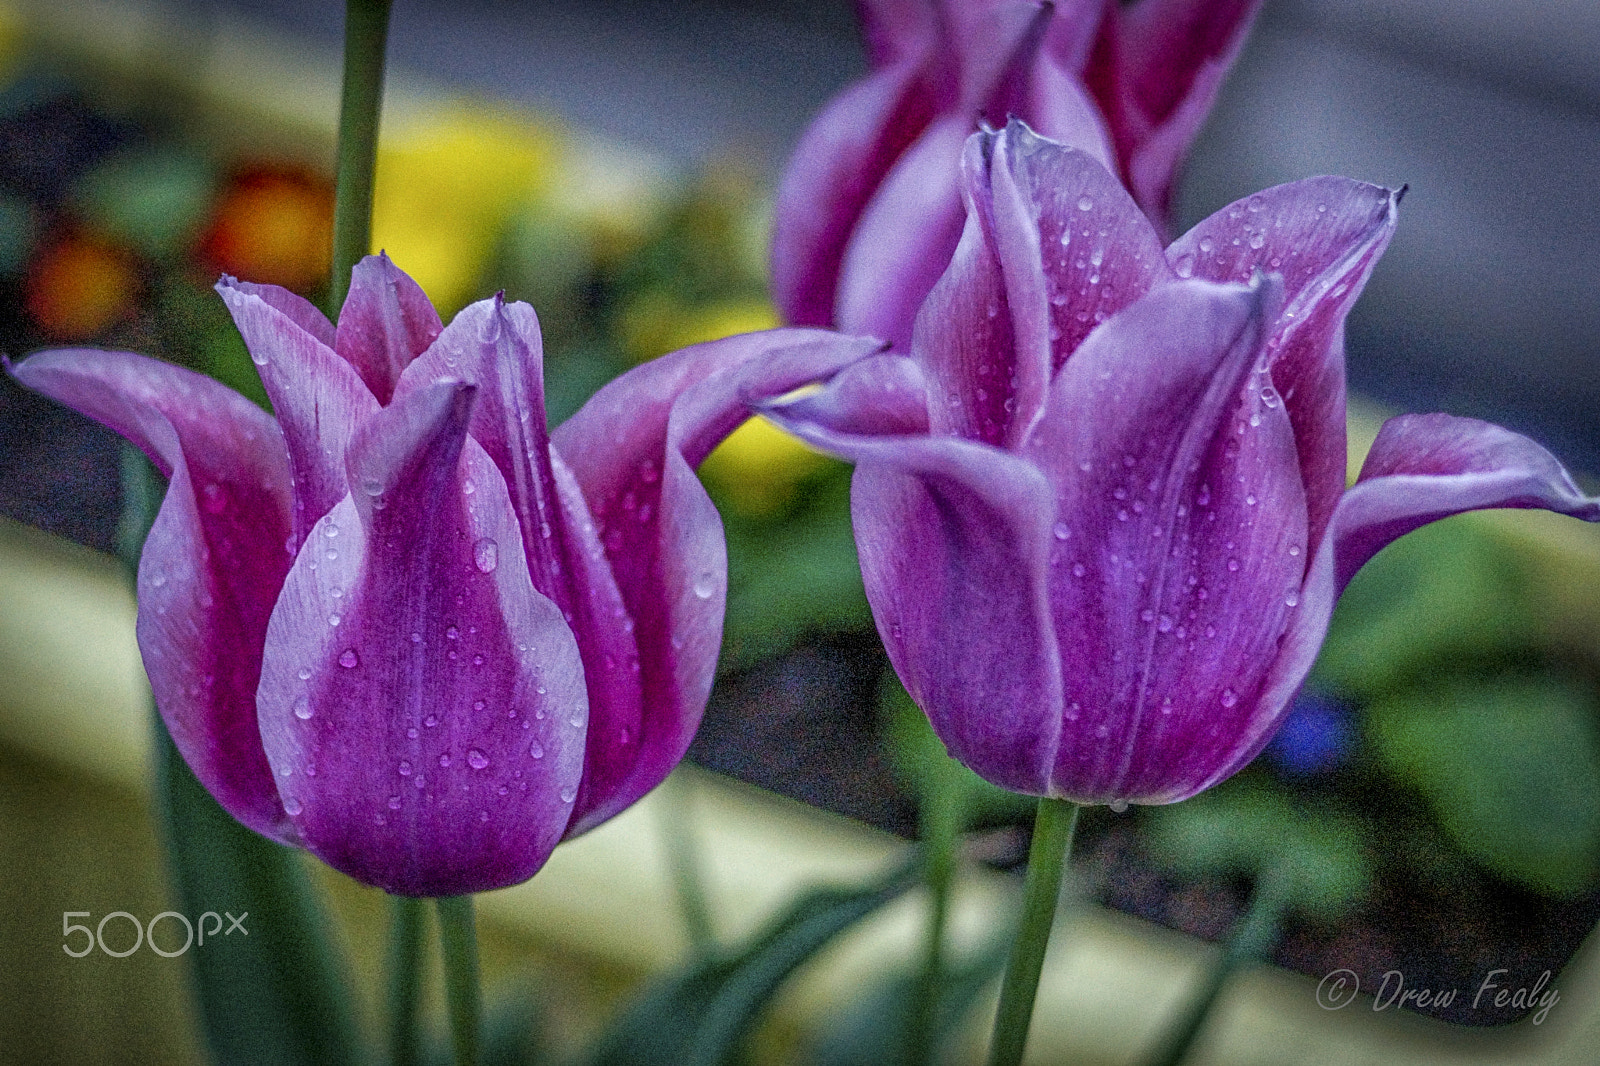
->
1098, 0, 1263, 220
398, 295, 647, 837
854, 0, 938, 68
334, 252, 444, 404
223, 278, 336, 349
257, 382, 587, 896
836, 114, 973, 350
996, 121, 1171, 377
1168, 178, 1399, 548
1023, 277, 1304, 803
762, 388, 1065, 794
217, 277, 381, 550
772, 62, 937, 329
1337, 414, 1600, 591
9, 350, 295, 840
553, 329, 882, 831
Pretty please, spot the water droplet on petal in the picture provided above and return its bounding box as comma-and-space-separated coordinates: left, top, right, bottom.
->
438, 753, 451, 769
1076, 194, 1094, 211
328, 613, 342, 627
362, 477, 384, 496
293, 697, 312, 720
529, 740, 545, 759
1071, 563, 1087, 578
283, 796, 302, 815
692, 572, 716, 599
1053, 522, 1071, 541
1109, 799, 1129, 813
446, 626, 460, 640
1220, 688, 1239, 708
323, 523, 339, 538
249, 346, 269, 366
473, 537, 499, 573
388, 795, 402, 810
560, 785, 576, 803
297, 667, 312, 680
424, 714, 439, 728
338, 648, 359, 668
467, 749, 489, 770
462, 478, 476, 495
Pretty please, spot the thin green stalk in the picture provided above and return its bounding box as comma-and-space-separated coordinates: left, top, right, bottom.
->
906, 773, 966, 1066
1141, 874, 1287, 1066
436, 895, 481, 1066
330, 0, 393, 312
660, 770, 717, 952
386, 895, 427, 1066
986, 798, 1081, 1066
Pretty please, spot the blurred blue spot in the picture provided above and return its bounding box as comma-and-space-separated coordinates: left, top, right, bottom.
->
1268, 691, 1353, 776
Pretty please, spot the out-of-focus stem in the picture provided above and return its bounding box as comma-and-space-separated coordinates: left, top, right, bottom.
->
330, 0, 392, 312
436, 895, 481, 1066
385, 894, 426, 1066
986, 797, 1080, 1066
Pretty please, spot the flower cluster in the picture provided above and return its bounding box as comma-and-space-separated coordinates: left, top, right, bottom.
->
764, 120, 1600, 805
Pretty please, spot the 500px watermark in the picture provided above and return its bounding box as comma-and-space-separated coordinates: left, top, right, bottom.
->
62, 911, 247, 958
1316, 967, 1559, 1025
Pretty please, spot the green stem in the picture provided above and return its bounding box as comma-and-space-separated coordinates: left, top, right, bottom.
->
386, 895, 427, 1066
1141, 874, 1287, 1066
986, 798, 1081, 1066
436, 896, 481, 1066
906, 773, 966, 1066
660, 770, 717, 952
330, 0, 393, 313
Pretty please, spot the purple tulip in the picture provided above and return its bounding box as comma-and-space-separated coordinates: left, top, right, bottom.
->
771, 0, 1260, 349
10, 255, 877, 895
763, 121, 1600, 806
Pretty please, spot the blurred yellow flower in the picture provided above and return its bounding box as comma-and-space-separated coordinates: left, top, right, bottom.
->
372, 102, 563, 312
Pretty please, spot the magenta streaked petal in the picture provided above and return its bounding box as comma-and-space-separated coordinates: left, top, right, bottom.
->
334, 252, 444, 404
958, 1, 1051, 121
996, 120, 1171, 375
1023, 277, 1302, 803
258, 381, 587, 896
8, 349, 295, 841
398, 295, 648, 835
217, 277, 380, 549
772, 61, 936, 329
836, 114, 973, 350
1040, 0, 1111, 73
853, 0, 938, 67
1169, 178, 1400, 549
553, 330, 881, 832
1021, 57, 1116, 168
223, 278, 336, 349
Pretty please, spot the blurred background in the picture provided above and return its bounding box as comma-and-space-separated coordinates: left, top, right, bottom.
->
4, 0, 1600, 1062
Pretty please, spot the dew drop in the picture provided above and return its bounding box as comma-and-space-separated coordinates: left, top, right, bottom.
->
560, 785, 577, 803
473, 537, 499, 573
293, 697, 313, 720
467, 749, 490, 770
249, 346, 269, 366
1220, 688, 1239, 708
406, 727, 418, 739
361, 477, 384, 496
323, 523, 339, 538
398, 760, 413, 776
1174, 254, 1195, 278
1158, 614, 1174, 633
1285, 590, 1300, 608
328, 613, 342, 627
297, 667, 312, 680
1109, 799, 1129, 813
463, 478, 476, 495
387, 795, 402, 810
1227, 558, 1240, 572
283, 796, 302, 815
438, 753, 451, 768
692, 572, 716, 599
1076, 194, 1094, 211
1053, 522, 1071, 541
411, 631, 422, 644
446, 625, 460, 640
337, 648, 358, 669
424, 714, 439, 728
529, 740, 545, 759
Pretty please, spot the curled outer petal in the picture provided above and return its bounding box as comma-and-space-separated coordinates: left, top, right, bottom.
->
257, 382, 588, 896
763, 358, 1065, 795
553, 329, 883, 833
8, 350, 296, 841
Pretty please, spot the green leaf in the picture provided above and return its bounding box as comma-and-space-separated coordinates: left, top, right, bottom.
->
1143, 785, 1372, 921
153, 722, 369, 1065
1368, 677, 1600, 896
806, 944, 1007, 1066
579, 863, 917, 1066
1313, 517, 1536, 700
